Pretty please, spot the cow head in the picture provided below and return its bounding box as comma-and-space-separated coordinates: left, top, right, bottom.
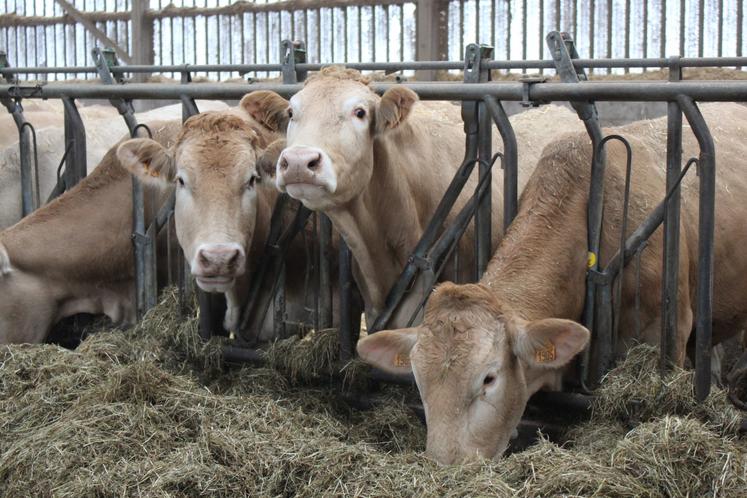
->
116, 104, 283, 296
241, 67, 418, 211
356, 282, 589, 464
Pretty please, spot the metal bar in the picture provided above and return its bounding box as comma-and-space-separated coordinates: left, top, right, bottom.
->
661, 57, 683, 372
6, 80, 747, 102
678, 95, 716, 402
679, 0, 685, 57
318, 213, 333, 329
483, 95, 517, 230
6, 55, 747, 75
717, 0, 723, 57
338, 239, 357, 362
698, 0, 704, 58
61, 96, 87, 189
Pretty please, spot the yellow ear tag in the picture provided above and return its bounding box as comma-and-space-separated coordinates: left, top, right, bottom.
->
535, 341, 557, 363
149, 169, 160, 178
587, 252, 597, 269
394, 352, 411, 368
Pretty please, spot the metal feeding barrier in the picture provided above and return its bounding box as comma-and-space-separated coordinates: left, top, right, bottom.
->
2, 33, 747, 409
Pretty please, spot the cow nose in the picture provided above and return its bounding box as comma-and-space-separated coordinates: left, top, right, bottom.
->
195, 243, 246, 277
280, 147, 322, 172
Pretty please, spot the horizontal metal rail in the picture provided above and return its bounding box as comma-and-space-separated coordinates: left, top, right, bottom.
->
2, 56, 747, 75
4, 81, 747, 102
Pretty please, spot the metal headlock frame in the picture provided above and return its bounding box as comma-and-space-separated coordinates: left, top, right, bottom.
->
3, 36, 747, 404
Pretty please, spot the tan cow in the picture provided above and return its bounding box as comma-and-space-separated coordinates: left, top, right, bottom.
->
0, 99, 290, 344
357, 103, 747, 463
244, 67, 583, 327
0, 101, 229, 229
117, 95, 313, 338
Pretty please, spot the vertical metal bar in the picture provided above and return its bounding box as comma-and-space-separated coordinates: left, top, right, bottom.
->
371, 4, 376, 61
522, 0, 527, 64
62, 96, 87, 188
573, 0, 578, 41
484, 96, 517, 230
679, 0, 685, 56
338, 239, 355, 362
491, 0, 496, 48
590, 0, 595, 62
476, 97, 492, 279
698, 0, 705, 58
459, 0, 464, 59
555, 0, 560, 30
661, 56, 682, 373
316, 7, 321, 62
606, 0, 612, 73
344, 6, 348, 62
738, 0, 743, 63
385, 4, 389, 61
660, 0, 667, 58
717, 0, 723, 57
318, 214, 333, 329
624, 0, 630, 73
358, 5, 362, 62
539, 0, 544, 69
506, 0, 511, 61
476, 0, 480, 43
273, 264, 287, 338
678, 96, 715, 402
643, 0, 648, 70
400, 4, 404, 62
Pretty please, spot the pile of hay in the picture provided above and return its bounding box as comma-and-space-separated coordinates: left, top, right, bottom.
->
1, 291, 745, 497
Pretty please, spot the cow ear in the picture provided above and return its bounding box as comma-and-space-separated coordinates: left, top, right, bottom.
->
240, 91, 290, 133
256, 138, 286, 181
375, 85, 418, 135
116, 138, 175, 187
356, 327, 419, 375
512, 318, 590, 369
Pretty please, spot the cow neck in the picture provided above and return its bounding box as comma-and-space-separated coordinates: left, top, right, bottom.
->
480, 145, 591, 323
324, 133, 429, 317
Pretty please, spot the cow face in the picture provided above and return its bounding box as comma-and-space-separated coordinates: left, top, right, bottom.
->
117, 110, 281, 295
242, 68, 418, 211
356, 283, 589, 464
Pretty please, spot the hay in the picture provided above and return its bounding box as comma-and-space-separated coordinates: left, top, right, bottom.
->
1, 292, 746, 497
594, 344, 743, 436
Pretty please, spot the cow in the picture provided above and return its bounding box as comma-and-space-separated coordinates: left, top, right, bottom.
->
241, 67, 583, 328
116, 93, 319, 340
357, 102, 747, 464
0, 101, 229, 229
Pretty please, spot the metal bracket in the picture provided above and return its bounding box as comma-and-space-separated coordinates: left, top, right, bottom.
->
180, 69, 200, 122
519, 76, 548, 107
281, 39, 307, 84
546, 31, 599, 122
91, 47, 137, 133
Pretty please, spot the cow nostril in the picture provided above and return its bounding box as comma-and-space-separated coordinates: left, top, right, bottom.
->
228, 250, 239, 266
280, 157, 289, 170
307, 154, 321, 170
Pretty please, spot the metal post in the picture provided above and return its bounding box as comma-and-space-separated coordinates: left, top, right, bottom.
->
338, 239, 357, 362
318, 214, 333, 330
678, 96, 715, 402
415, 0, 444, 81
0, 52, 36, 215
464, 43, 493, 280
281, 39, 307, 84
180, 70, 200, 121
61, 97, 87, 189
661, 56, 683, 372
483, 95, 518, 230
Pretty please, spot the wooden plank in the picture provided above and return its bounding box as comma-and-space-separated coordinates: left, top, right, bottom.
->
415, 0, 447, 81
54, 0, 132, 63
131, 0, 153, 81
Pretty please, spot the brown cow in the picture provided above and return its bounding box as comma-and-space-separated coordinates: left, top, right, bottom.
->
0, 99, 286, 344
357, 102, 747, 463
244, 67, 583, 327
117, 95, 312, 338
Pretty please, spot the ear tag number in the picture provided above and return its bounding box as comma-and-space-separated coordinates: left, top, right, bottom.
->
394, 353, 410, 368
535, 341, 556, 363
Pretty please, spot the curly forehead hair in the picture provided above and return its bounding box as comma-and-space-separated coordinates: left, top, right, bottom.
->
304, 65, 372, 86
175, 111, 257, 146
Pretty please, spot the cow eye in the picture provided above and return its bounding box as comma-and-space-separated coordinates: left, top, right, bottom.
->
246, 175, 260, 189
287, 108, 293, 119
354, 107, 366, 119
483, 374, 496, 387
176, 176, 185, 187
